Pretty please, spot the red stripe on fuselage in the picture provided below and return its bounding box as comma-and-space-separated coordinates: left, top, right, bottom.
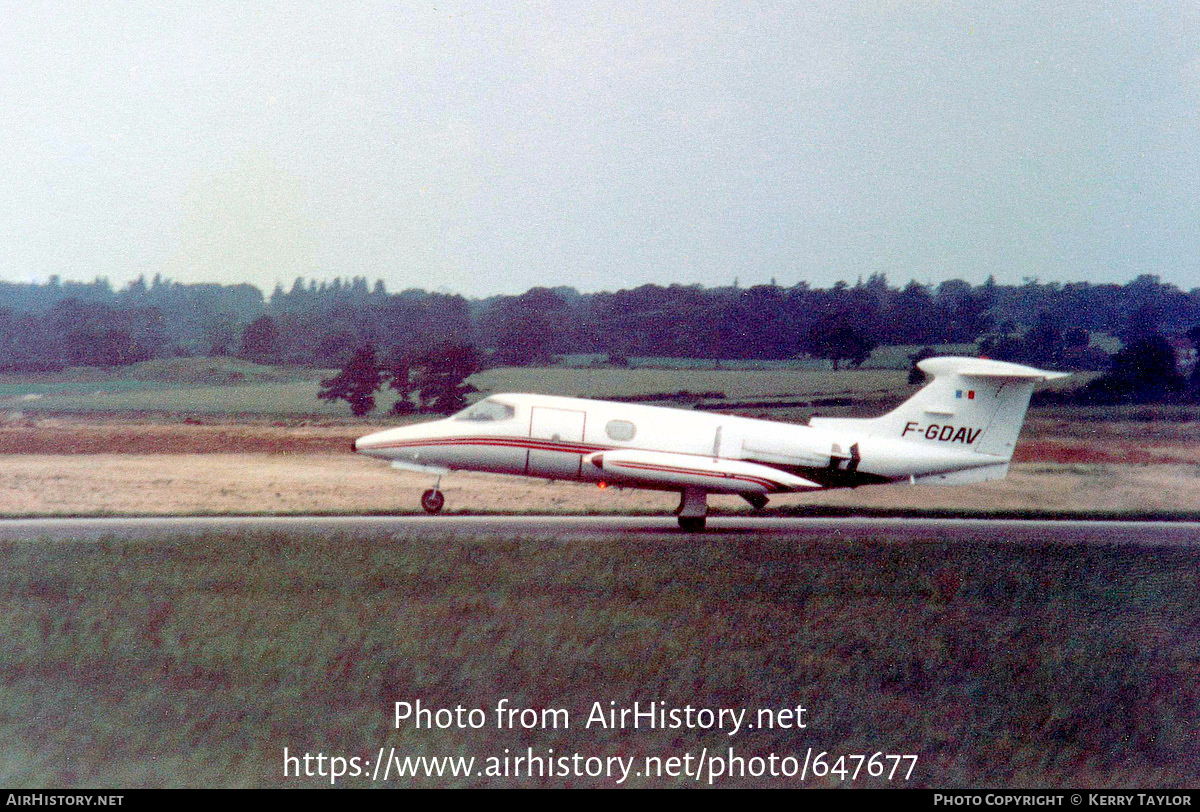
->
363, 437, 603, 455
360, 436, 788, 491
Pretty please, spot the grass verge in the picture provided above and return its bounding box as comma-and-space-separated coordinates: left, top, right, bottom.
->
1, 528, 1197, 787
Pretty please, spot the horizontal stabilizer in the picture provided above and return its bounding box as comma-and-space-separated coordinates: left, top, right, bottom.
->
916, 357, 1070, 381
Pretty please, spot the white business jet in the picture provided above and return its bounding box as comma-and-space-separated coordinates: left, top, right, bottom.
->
353, 356, 1066, 530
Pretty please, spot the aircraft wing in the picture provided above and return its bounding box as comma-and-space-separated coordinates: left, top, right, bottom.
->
584, 449, 820, 494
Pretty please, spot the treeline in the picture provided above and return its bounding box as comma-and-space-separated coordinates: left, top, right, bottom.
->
1, 272, 1198, 374
0, 275, 470, 373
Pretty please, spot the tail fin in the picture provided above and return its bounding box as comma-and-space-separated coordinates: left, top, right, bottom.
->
810, 357, 1068, 460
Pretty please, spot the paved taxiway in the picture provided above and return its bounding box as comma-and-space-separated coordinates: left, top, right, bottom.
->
0, 515, 1197, 545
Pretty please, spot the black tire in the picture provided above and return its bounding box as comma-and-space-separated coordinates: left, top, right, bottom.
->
421, 489, 445, 515
677, 515, 706, 532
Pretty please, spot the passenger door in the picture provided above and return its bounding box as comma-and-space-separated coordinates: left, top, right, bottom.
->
527, 406, 587, 479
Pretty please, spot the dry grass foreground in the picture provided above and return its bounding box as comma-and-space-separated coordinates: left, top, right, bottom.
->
0, 414, 1198, 515
2, 453, 1200, 517
1, 528, 1197, 787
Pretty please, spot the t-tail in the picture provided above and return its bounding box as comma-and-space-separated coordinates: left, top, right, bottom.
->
810, 357, 1068, 477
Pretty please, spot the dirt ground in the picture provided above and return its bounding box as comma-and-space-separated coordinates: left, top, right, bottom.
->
0, 415, 362, 455
0, 414, 1197, 516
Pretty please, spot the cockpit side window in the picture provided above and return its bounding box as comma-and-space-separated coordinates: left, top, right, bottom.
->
454, 399, 516, 422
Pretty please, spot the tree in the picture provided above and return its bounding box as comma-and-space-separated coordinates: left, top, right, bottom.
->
482, 288, 569, 366
933, 279, 990, 342
317, 344, 383, 416
1189, 324, 1200, 401
883, 281, 937, 344
1078, 333, 1183, 404
48, 299, 157, 367
315, 328, 357, 367
908, 347, 936, 384
977, 311, 1072, 369
805, 317, 876, 370
1022, 310, 1065, 367
0, 308, 59, 372
413, 342, 480, 414
239, 315, 280, 364
385, 350, 419, 415
201, 314, 237, 356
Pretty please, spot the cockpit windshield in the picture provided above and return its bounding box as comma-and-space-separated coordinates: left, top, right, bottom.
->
453, 398, 516, 422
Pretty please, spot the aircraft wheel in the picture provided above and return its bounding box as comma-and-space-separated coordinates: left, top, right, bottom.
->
677, 515, 706, 532
421, 489, 445, 515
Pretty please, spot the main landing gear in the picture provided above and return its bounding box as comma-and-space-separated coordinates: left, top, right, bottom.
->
420, 489, 444, 514
421, 475, 445, 514
676, 487, 708, 532
741, 493, 769, 511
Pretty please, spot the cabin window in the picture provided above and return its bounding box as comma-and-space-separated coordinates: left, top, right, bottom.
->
454, 399, 515, 422
605, 419, 636, 441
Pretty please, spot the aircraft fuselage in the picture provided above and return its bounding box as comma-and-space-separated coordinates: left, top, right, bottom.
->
353, 392, 1001, 493
351, 358, 1066, 529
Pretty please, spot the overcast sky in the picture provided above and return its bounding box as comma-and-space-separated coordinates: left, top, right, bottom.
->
1, 1, 1197, 296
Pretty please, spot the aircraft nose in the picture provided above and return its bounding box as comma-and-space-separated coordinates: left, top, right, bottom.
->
353, 426, 409, 458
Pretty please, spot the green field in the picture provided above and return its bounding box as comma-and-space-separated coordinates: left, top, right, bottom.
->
471, 366, 908, 401
1, 529, 1196, 787
0, 355, 1103, 420
0, 359, 386, 417
554, 344, 978, 371
0, 380, 367, 417
0, 358, 920, 418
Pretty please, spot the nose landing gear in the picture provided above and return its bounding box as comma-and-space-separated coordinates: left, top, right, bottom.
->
420, 475, 445, 514
421, 488, 445, 514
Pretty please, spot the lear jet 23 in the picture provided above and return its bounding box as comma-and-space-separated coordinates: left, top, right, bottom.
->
353, 357, 1067, 530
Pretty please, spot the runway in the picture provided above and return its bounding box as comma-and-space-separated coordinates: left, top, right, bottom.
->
1, 514, 1198, 544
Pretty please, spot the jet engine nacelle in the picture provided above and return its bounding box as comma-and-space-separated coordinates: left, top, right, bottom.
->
585, 449, 819, 494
